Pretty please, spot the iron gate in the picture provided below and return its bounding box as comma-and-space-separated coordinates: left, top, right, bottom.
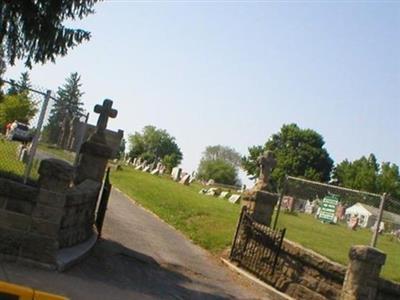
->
96, 167, 112, 238
230, 206, 286, 279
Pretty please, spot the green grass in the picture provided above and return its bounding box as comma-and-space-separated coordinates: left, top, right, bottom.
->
0, 138, 27, 178
111, 166, 400, 282
37, 143, 75, 163
111, 166, 240, 253
276, 213, 400, 281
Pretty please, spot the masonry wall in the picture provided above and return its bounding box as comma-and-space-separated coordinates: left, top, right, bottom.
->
377, 278, 400, 300
58, 179, 100, 248
0, 177, 100, 265
264, 239, 346, 300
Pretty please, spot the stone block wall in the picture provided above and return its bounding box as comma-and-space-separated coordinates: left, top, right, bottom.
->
0, 176, 100, 265
260, 239, 346, 300
376, 277, 400, 300
59, 179, 100, 248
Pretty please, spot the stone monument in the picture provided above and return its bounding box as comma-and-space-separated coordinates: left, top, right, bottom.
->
75, 99, 117, 184
241, 150, 278, 226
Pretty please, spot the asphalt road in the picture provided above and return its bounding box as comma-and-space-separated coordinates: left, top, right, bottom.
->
0, 188, 268, 299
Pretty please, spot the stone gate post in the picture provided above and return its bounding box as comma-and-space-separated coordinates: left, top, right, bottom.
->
341, 245, 386, 300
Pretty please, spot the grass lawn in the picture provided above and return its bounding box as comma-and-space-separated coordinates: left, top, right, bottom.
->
37, 143, 75, 163
111, 166, 240, 253
111, 166, 400, 282
0, 138, 27, 179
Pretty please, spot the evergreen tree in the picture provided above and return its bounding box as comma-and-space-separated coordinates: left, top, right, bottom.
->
7, 72, 31, 95
0, 1, 99, 67
45, 72, 84, 143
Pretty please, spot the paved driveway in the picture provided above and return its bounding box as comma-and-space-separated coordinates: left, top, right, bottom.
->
0, 189, 267, 299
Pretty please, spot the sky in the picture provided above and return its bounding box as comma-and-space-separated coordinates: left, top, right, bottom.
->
5, 1, 400, 186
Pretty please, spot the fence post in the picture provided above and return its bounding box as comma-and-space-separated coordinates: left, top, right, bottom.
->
23, 90, 51, 183
370, 193, 387, 248
272, 176, 287, 230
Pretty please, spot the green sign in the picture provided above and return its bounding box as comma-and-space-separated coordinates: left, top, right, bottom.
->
319, 194, 339, 223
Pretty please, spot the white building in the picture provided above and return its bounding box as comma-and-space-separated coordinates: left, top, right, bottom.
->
345, 202, 400, 230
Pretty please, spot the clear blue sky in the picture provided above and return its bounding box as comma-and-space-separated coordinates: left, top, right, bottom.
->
6, 1, 400, 185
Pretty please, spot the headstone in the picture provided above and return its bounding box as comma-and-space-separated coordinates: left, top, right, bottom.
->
189, 177, 195, 184
206, 188, 218, 196
206, 179, 215, 186
142, 165, 151, 172
229, 194, 241, 204
171, 167, 182, 181
219, 191, 230, 199
180, 174, 191, 185
304, 200, 317, 214
151, 168, 160, 175
199, 189, 207, 194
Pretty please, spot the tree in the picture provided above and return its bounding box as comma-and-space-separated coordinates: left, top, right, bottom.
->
196, 145, 242, 185
197, 159, 240, 186
44, 72, 84, 143
116, 138, 126, 160
333, 154, 379, 193
333, 155, 400, 199
7, 72, 31, 95
242, 123, 334, 190
128, 125, 183, 172
0, 94, 38, 131
201, 145, 242, 167
0, 1, 99, 68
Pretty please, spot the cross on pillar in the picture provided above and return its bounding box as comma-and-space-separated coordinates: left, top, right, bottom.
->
257, 151, 276, 185
94, 99, 118, 133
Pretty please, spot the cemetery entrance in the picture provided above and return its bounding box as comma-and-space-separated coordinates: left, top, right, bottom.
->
230, 207, 286, 279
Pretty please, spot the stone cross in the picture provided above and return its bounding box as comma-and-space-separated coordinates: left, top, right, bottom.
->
94, 99, 117, 133
257, 150, 276, 185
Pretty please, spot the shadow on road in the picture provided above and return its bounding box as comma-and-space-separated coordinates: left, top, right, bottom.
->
65, 238, 237, 300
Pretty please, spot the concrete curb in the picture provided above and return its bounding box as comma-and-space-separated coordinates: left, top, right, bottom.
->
220, 258, 294, 300
56, 231, 98, 272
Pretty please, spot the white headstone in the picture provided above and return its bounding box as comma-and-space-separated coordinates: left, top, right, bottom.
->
171, 167, 182, 181
151, 168, 160, 175
228, 194, 241, 204
219, 191, 229, 199
180, 174, 191, 185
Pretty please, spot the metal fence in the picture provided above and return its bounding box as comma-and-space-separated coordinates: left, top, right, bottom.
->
272, 176, 400, 266
230, 206, 286, 279
0, 79, 63, 184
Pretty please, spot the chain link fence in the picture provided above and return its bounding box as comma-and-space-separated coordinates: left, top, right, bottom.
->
0, 79, 59, 184
272, 176, 400, 280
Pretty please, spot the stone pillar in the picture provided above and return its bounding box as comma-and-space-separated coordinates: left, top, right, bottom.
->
74, 99, 118, 184
341, 245, 386, 300
241, 190, 278, 226
74, 135, 112, 184
38, 158, 74, 192
241, 151, 278, 226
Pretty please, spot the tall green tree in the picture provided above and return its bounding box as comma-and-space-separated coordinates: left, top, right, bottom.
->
333, 155, 400, 199
242, 123, 334, 190
0, 0, 100, 68
128, 125, 183, 172
196, 145, 242, 185
45, 72, 84, 143
7, 72, 31, 95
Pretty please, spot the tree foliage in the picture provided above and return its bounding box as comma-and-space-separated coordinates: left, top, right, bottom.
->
128, 125, 183, 172
242, 123, 334, 190
333, 154, 400, 199
0, 72, 36, 130
0, 94, 37, 131
200, 145, 242, 167
44, 72, 84, 143
197, 159, 240, 186
0, 0, 99, 67
197, 145, 241, 185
